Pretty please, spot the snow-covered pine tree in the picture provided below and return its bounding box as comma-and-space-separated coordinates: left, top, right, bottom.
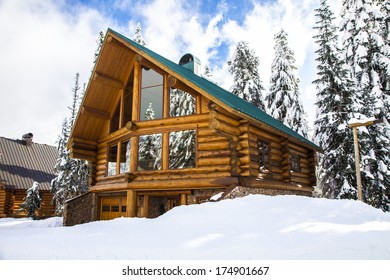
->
51, 74, 89, 215
138, 103, 162, 170
265, 29, 308, 138
93, 31, 104, 65
228, 41, 266, 111
340, 0, 390, 211
313, 0, 360, 199
19, 182, 41, 219
133, 23, 146, 46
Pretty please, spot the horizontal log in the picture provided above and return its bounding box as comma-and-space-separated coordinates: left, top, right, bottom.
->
209, 118, 241, 136
249, 126, 281, 143
198, 141, 229, 151
135, 171, 232, 181
291, 176, 313, 185
130, 176, 239, 190
136, 113, 208, 129
70, 152, 96, 162
198, 135, 226, 143
198, 157, 230, 166
290, 171, 311, 178
198, 150, 231, 158
71, 137, 98, 147
198, 128, 216, 137
288, 141, 309, 154
209, 110, 241, 127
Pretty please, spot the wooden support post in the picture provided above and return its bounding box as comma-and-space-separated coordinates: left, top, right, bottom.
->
352, 127, 363, 201
126, 190, 137, 217
142, 195, 149, 218
180, 193, 187, 206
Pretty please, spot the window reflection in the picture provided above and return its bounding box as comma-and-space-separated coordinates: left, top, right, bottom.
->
140, 68, 163, 121
138, 133, 162, 170
169, 130, 196, 169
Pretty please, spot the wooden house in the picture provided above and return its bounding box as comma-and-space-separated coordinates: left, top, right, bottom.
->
0, 133, 57, 218
64, 28, 321, 226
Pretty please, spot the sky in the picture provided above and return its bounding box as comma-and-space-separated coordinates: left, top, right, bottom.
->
0, 0, 342, 146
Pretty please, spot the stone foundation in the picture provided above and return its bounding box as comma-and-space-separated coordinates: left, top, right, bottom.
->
63, 192, 98, 226
222, 186, 313, 200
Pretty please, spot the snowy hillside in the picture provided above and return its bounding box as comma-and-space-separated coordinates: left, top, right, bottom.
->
1, 194, 390, 259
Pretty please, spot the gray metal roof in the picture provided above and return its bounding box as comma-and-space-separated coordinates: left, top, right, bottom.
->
0, 136, 57, 191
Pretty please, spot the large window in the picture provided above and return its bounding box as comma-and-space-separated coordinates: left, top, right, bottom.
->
258, 140, 270, 172
169, 130, 196, 169
169, 89, 196, 117
140, 68, 163, 121
107, 139, 131, 176
138, 133, 162, 170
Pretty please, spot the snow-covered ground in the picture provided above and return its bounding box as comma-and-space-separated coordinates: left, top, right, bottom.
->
0, 194, 390, 260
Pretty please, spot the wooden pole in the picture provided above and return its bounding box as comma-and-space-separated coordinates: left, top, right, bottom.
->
352, 127, 363, 201
126, 190, 137, 217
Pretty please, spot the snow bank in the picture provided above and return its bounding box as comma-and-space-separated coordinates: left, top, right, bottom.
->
0, 195, 389, 260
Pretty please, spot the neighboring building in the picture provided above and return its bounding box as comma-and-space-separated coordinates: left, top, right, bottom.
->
0, 133, 57, 218
65, 28, 322, 226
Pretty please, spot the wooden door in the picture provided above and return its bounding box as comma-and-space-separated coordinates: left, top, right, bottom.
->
100, 196, 127, 220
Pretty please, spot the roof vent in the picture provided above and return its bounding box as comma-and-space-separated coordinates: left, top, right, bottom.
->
179, 53, 201, 76
22, 133, 33, 147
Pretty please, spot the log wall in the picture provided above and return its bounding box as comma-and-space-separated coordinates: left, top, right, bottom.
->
246, 124, 316, 189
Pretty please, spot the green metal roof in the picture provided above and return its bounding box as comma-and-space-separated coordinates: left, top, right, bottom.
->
108, 28, 321, 151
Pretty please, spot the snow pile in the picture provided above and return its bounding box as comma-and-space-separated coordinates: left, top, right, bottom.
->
0, 195, 389, 259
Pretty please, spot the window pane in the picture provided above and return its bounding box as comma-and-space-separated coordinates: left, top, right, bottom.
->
258, 140, 269, 171
169, 130, 196, 169
107, 144, 118, 176
138, 133, 162, 170
140, 68, 163, 121
170, 89, 196, 117
122, 74, 133, 125
291, 154, 301, 172
120, 140, 131, 173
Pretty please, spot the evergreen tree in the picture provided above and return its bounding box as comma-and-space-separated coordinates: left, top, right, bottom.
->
313, 0, 360, 199
265, 29, 308, 137
93, 31, 104, 64
340, 0, 390, 211
228, 41, 266, 111
133, 23, 146, 46
51, 74, 89, 215
19, 182, 41, 220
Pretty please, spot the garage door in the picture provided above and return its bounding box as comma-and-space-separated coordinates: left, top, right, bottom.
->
100, 196, 127, 220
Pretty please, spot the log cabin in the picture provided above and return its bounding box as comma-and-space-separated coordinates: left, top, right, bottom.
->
64, 28, 322, 226
0, 133, 57, 218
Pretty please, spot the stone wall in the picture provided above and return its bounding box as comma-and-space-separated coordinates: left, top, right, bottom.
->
63, 192, 98, 226
222, 186, 312, 200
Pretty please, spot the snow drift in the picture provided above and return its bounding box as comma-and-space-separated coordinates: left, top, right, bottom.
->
0, 194, 389, 259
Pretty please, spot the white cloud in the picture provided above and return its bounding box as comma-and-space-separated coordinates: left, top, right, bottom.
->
0, 0, 110, 145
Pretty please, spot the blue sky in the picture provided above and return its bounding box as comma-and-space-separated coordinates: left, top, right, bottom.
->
0, 0, 342, 145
